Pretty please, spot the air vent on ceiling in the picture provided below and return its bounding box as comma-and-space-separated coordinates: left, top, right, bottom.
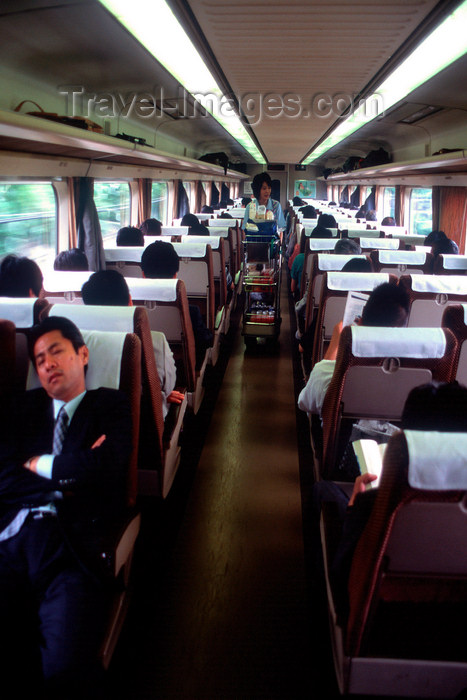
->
267, 163, 285, 171
399, 105, 443, 124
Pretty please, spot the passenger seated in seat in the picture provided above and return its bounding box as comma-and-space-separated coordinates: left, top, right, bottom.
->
116, 226, 144, 247
424, 229, 447, 246
141, 241, 213, 368
334, 238, 361, 255
188, 222, 209, 235
81, 270, 183, 417
310, 381, 467, 616
54, 248, 89, 271
140, 218, 162, 236
381, 216, 396, 226
0, 254, 44, 297
180, 213, 199, 228
0, 315, 133, 695
201, 204, 214, 213
432, 237, 459, 257
317, 213, 337, 229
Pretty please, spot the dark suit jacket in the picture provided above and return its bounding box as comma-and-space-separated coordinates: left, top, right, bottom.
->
0, 387, 133, 574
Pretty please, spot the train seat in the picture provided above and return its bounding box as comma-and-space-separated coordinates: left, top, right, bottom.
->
342, 228, 383, 239
370, 249, 433, 275
161, 226, 189, 236
28, 327, 142, 669
0, 319, 16, 405
104, 246, 144, 278
441, 303, 467, 386
359, 237, 402, 251
311, 272, 396, 367
319, 325, 457, 480
387, 233, 427, 249
321, 430, 467, 697
125, 277, 204, 414
399, 274, 467, 327
46, 303, 186, 498
42, 270, 92, 303
433, 253, 467, 275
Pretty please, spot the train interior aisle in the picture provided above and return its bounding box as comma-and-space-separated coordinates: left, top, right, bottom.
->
107, 277, 336, 699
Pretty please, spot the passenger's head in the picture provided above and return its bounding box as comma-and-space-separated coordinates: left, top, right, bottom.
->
0, 254, 43, 297
226, 198, 234, 206
53, 248, 89, 272
140, 218, 162, 236
317, 213, 337, 229
201, 205, 214, 214
241, 197, 251, 207
189, 223, 209, 236
82, 270, 131, 306
402, 381, 467, 431
29, 316, 88, 402
424, 230, 447, 246
181, 213, 199, 228
300, 205, 317, 219
116, 226, 144, 247
365, 210, 377, 222
341, 258, 372, 273
310, 225, 333, 238
141, 241, 179, 279
218, 212, 233, 219
251, 172, 272, 203
292, 196, 305, 206
432, 238, 459, 257
334, 238, 361, 255
381, 217, 396, 226
361, 282, 409, 327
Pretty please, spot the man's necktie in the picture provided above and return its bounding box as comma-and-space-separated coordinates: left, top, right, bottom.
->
52, 406, 69, 455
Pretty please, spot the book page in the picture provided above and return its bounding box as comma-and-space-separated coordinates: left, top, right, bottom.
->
342, 291, 369, 327
352, 439, 387, 488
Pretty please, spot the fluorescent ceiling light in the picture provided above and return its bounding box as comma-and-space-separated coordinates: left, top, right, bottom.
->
99, 0, 265, 164
302, 0, 467, 165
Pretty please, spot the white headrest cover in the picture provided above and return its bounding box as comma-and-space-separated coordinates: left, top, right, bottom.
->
0, 298, 36, 327
43, 271, 93, 292
126, 277, 178, 302
171, 242, 207, 258
50, 304, 136, 332
379, 251, 426, 264
161, 227, 189, 235
410, 275, 467, 294
104, 247, 143, 262
317, 254, 367, 270
360, 238, 400, 249
209, 219, 232, 227
351, 326, 446, 358
415, 246, 432, 253
406, 430, 467, 490
327, 272, 389, 291
181, 235, 220, 249
463, 304, 467, 325
308, 238, 338, 250
27, 329, 125, 391
441, 255, 467, 270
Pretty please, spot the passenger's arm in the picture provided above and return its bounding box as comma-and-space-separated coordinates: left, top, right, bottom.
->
297, 359, 336, 415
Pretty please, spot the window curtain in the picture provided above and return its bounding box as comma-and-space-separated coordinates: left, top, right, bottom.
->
395, 185, 406, 227
350, 185, 360, 207
221, 183, 229, 202
138, 178, 152, 224
74, 177, 105, 271
327, 185, 332, 201
67, 178, 77, 249
195, 181, 206, 213
375, 186, 382, 213
176, 180, 190, 218
363, 186, 376, 211
211, 183, 219, 206
340, 185, 349, 204
438, 186, 467, 251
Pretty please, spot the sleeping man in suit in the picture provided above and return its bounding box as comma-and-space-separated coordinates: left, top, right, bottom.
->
0, 316, 133, 696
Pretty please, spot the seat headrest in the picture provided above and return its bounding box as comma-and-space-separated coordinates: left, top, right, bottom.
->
379, 251, 426, 264
351, 326, 446, 358
327, 272, 389, 291
317, 254, 367, 270
181, 235, 220, 249
360, 238, 400, 249
308, 238, 338, 250
43, 271, 93, 292
171, 242, 207, 258
406, 430, 467, 490
440, 255, 467, 270
104, 247, 143, 262
410, 274, 467, 294
161, 227, 189, 235
0, 298, 36, 327
415, 245, 432, 253
27, 329, 125, 391
50, 304, 136, 332
125, 277, 178, 302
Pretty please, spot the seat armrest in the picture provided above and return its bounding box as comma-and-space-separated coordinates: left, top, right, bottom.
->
100, 508, 141, 579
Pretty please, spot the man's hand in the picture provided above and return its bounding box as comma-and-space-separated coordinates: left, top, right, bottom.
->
324, 321, 344, 361
348, 473, 378, 506
24, 456, 39, 473
167, 390, 185, 405
91, 434, 106, 449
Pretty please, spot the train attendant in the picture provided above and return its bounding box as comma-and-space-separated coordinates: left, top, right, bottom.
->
242, 172, 286, 232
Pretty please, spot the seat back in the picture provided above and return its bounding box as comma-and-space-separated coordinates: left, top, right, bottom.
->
320, 326, 457, 479
359, 237, 402, 251
0, 319, 16, 406
441, 303, 467, 385
347, 430, 467, 665
104, 246, 144, 278
399, 274, 467, 327
370, 249, 433, 275
42, 270, 92, 303
433, 254, 467, 275
171, 242, 215, 331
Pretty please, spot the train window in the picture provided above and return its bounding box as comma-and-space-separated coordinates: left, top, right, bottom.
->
409, 187, 432, 235
151, 181, 168, 223
383, 187, 395, 219
94, 181, 130, 244
0, 181, 56, 268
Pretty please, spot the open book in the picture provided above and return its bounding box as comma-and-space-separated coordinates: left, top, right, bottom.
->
342, 291, 369, 327
352, 439, 387, 488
